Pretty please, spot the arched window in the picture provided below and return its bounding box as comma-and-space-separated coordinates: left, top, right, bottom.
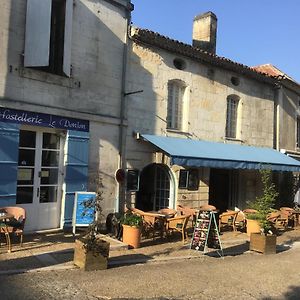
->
226, 95, 240, 138
167, 80, 186, 130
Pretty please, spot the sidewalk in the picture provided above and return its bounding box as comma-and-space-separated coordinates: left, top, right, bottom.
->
1, 228, 299, 275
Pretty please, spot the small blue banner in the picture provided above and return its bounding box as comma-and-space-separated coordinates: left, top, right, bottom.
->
0, 107, 89, 132
73, 192, 96, 233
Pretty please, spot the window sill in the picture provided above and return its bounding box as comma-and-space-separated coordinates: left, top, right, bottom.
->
166, 128, 192, 136
19, 67, 77, 88
224, 137, 244, 143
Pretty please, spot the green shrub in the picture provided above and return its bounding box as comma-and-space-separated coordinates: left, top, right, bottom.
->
247, 169, 278, 234
121, 212, 143, 227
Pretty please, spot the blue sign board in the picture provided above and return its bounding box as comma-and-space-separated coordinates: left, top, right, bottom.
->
72, 192, 96, 234
0, 107, 89, 132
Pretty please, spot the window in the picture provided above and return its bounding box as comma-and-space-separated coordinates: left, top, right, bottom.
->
167, 80, 186, 130
297, 117, 300, 147
178, 169, 199, 190
173, 58, 186, 70
126, 169, 140, 191
225, 95, 239, 138
24, 0, 73, 77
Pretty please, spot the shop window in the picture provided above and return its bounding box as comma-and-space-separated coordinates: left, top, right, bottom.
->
167, 80, 186, 130
178, 169, 199, 190
24, 0, 73, 77
126, 169, 140, 191
225, 95, 240, 139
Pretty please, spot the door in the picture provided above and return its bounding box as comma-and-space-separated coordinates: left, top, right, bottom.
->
136, 164, 173, 211
16, 128, 64, 232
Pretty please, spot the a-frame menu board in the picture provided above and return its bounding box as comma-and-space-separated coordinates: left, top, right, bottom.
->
190, 210, 223, 256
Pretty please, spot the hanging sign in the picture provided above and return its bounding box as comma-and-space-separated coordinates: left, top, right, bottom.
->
0, 107, 89, 132
72, 192, 96, 234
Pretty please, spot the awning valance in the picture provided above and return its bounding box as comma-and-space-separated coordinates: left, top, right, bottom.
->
141, 134, 300, 172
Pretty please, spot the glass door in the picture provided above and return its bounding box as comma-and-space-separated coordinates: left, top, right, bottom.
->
17, 128, 64, 232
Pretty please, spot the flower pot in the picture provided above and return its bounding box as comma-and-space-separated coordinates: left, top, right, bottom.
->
74, 237, 110, 271
246, 219, 261, 236
250, 233, 277, 254
122, 224, 141, 249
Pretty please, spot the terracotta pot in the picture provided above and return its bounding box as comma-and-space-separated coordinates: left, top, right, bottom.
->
246, 219, 261, 236
250, 233, 277, 254
122, 224, 141, 249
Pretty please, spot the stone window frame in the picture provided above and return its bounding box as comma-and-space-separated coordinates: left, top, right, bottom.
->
167, 79, 188, 131
225, 94, 240, 139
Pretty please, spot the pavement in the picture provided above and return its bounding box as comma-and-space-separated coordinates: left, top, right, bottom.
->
1, 227, 300, 275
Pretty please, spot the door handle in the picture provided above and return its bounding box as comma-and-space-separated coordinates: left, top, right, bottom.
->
37, 187, 40, 197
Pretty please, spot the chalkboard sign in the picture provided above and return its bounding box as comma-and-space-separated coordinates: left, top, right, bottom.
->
72, 192, 96, 234
191, 211, 223, 255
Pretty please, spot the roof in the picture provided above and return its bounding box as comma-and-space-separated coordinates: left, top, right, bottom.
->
130, 27, 276, 85
141, 134, 300, 172
252, 64, 297, 83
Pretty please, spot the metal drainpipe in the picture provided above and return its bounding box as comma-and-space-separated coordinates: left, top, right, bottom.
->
273, 82, 283, 151
117, 1, 133, 213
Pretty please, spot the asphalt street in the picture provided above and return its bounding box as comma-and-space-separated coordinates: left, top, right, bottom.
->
0, 243, 300, 300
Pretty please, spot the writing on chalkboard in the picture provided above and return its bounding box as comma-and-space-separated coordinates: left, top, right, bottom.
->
191, 211, 223, 255
72, 192, 96, 234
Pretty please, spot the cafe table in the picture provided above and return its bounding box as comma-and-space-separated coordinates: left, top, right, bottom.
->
0, 212, 13, 253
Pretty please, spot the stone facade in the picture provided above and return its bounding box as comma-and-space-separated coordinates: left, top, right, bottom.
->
0, 0, 132, 231
124, 23, 300, 211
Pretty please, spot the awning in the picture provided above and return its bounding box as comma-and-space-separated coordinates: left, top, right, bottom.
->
141, 134, 300, 172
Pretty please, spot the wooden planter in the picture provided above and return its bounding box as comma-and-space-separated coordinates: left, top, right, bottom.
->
250, 233, 277, 254
246, 219, 261, 236
74, 237, 110, 271
122, 224, 141, 249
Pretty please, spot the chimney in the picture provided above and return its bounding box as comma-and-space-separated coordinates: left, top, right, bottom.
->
192, 12, 217, 54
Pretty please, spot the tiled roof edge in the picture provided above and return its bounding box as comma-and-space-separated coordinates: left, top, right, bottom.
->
130, 27, 277, 85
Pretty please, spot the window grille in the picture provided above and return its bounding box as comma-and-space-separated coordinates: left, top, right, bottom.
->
226, 96, 239, 138
167, 81, 185, 130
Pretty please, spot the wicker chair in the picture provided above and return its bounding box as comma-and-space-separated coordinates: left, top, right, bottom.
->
165, 214, 191, 243
132, 208, 166, 239
0, 206, 26, 247
218, 210, 238, 232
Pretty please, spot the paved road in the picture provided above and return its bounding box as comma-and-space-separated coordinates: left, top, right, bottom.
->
1, 244, 300, 300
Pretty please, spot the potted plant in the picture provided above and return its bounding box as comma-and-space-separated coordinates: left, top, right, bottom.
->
121, 211, 143, 249
247, 169, 278, 254
73, 175, 110, 271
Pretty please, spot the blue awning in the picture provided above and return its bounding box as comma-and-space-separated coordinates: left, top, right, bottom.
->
141, 134, 300, 172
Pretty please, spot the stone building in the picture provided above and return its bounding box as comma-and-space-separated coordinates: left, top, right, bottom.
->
0, 0, 133, 231
1, 2, 300, 233
124, 12, 300, 212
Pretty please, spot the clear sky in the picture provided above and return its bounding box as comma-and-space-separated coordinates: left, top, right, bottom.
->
131, 1, 300, 83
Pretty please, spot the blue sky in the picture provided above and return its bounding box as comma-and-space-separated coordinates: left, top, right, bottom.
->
131, 1, 300, 83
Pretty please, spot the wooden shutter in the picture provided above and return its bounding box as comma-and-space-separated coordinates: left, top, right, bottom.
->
63, 0, 73, 77
0, 122, 20, 206
64, 131, 89, 227
24, 0, 52, 67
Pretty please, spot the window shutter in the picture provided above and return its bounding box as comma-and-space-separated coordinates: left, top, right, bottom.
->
64, 131, 89, 227
24, 0, 52, 67
63, 0, 73, 77
0, 122, 20, 206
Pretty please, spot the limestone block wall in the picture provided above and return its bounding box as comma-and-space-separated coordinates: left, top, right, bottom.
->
0, 0, 127, 118
0, 0, 130, 214
125, 41, 275, 208
126, 43, 274, 148
279, 87, 300, 151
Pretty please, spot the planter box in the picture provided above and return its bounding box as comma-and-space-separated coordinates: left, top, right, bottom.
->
74, 237, 110, 271
250, 233, 276, 254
